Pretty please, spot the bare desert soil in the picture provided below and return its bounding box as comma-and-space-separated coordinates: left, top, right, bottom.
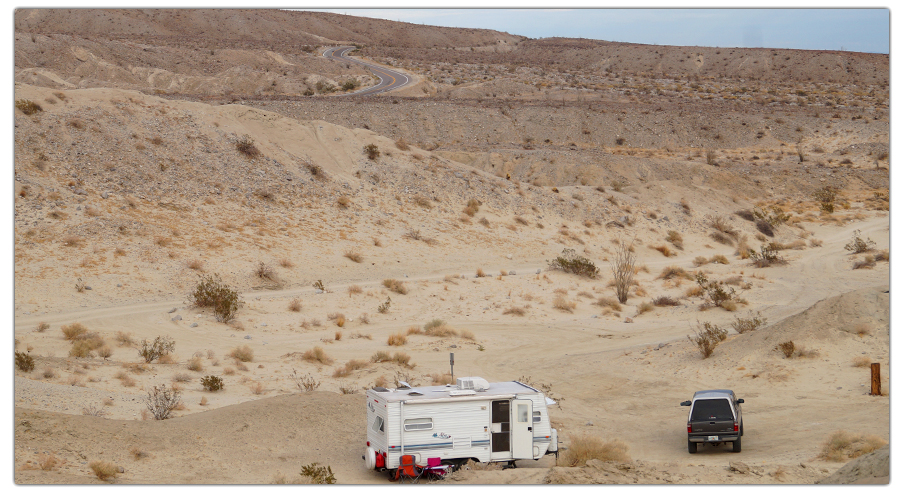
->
12, 9, 890, 485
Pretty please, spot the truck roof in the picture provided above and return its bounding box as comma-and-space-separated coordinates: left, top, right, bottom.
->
368, 380, 540, 403
692, 389, 735, 400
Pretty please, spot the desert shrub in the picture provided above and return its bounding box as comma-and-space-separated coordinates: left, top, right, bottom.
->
146, 384, 181, 420
189, 274, 243, 322
463, 198, 481, 217
548, 248, 599, 278
755, 219, 774, 237
657, 266, 688, 280
819, 431, 887, 462
813, 186, 840, 213
694, 272, 737, 308
16, 99, 42, 115
35, 321, 50, 332
97, 345, 112, 359
382, 278, 408, 294
413, 195, 432, 208
333, 359, 371, 377
503, 306, 526, 316
475, 268, 486, 277
15, 351, 35, 372
69, 339, 97, 358
186, 357, 203, 372
226, 345, 253, 362
387, 333, 407, 346
304, 161, 327, 181
559, 434, 631, 466
852, 257, 876, 270
553, 295, 576, 312
290, 369, 321, 391
61, 322, 88, 340
235, 135, 260, 157
343, 249, 363, 263
709, 254, 730, 264
200, 375, 224, 392
653, 296, 680, 307
777, 341, 795, 358
138, 336, 175, 363
665, 230, 684, 250
115, 331, 135, 346
731, 313, 768, 334
377, 296, 392, 314
688, 321, 728, 358
395, 137, 410, 150
289, 298, 302, 312
299, 462, 336, 484
611, 241, 636, 304
734, 209, 755, 221
693, 256, 709, 267
636, 302, 654, 315
89, 460, 118, 481
429, 372, 454, 385
370, 350, 391, 363
342, 78, 359, 91
650, 244, 675, 257
336, 195, 351, 209
594, 297, 623, 311
748, 244, 784, 267
709, 231, 733, 246
844, 230, 875, 254
255, 261, 276, 281
302, 346, 333, 365
364, 144, 380, 160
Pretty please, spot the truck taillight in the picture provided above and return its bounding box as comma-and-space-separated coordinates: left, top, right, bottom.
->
687, 424, 692, 433
734, 422, 739, 432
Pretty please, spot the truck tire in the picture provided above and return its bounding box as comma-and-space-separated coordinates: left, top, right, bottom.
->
732, 436, 742, 453
740, 422, 744, 436
688, 441, 697, 454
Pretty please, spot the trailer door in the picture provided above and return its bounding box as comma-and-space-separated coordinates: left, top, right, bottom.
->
511, 399, 534, 459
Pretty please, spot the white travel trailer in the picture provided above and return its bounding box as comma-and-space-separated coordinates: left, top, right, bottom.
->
363, 377, 558, 474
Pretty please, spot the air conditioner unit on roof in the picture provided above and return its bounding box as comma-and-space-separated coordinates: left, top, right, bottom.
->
457, 377, 490, 391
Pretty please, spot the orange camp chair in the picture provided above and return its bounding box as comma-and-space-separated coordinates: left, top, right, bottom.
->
394, 454, 423, 483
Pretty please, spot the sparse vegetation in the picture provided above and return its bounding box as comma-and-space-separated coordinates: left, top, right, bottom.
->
302, 346, 333, 365
16, 99, 42, 115
819, 431, 887, 462
288, 298, 302, 312
777, 341, 796, 358
89, 460, 118, 481
200, 375, 224, 392
138, 336, 175, 363
553, 294, 576, 312
611, 241, 636, 304
61, 322, 88, 340
688, 321, 728, 358
382, 278, 408, 294
235, 135, 260, 158
299, 462, 336, 484
290, 369, 321, 392
15, 351, 35, 372
844, 230, 876, 254
731, 313, 768, 334
559, 434, 630, 466
343, 249, 363, 263
145, 384, 181, 420
748, 243, 785, 267
548, 248, 599, 278
189, 274, 243, 323
229, 345, 254, 362
364, 143, 380, 160
812, 186, 840, 213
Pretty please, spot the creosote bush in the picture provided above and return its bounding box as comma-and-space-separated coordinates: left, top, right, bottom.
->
731, 313, 768, 334
299, 462, 336, 484
694, 271, 738, 308
748, 244, 784, 267
688, 321, 728, 358
15, 351, 35, 372
190, 274, 244, 323
364, 144, 380, 160
548, 248, 599, 279
146, 384, 181, 420
844, 230, 876, 254
777, 341, 795, 358
16, 99, 43, 115
235, 135, 260, 157
138, 336, 175, 363
200, 375, 224, 392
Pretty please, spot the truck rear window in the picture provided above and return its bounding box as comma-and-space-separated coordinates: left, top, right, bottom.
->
691, 399, 733, 421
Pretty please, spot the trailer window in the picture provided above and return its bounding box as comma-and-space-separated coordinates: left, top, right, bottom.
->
372, 416, 384, 434
404, 418, 433, 431
532, 411, 542, 423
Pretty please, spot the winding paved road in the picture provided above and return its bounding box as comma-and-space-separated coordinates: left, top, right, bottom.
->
323, 46, 411, 96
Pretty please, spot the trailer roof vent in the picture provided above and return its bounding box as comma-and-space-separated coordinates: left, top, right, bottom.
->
449, 389, 477, 397
457, 377, 490, 392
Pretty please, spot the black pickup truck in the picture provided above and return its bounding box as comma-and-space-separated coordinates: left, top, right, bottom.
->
680, 390, 744, 453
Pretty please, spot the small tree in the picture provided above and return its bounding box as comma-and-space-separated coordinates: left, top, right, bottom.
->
138, 336, 175, 363
190, 274, 243, 323
688, 322, 728, 358
610, 241, 636, 304
146, 384, 181, 420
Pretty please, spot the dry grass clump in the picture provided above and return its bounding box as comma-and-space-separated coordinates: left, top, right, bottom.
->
336, 195, 351, 209
553, 294, 576, 313
235, 135, 260, 157
777, 340, 796, 358
348, 284, 363, 297
382, 278, 408, 294
343, 249, 363, 263
429, 372, 454, 385
503, 306, 526, 316
228, 345, 254, 362
693, 256, 709, 267
186, 357, 204, 372
302, 346, 333, 365
652, 296, 681, 307
559, 434, 631, 466
89, 460, 119, 481
475, 268, 486, 278
819, 431, 887, 462
594, 297, 622, 311
333, 359, 371, 378
688, 321, 728, 358
370, 351, 415, 367
288, 298, 302, 312
665, 230, 684, 250
635, 302, 654, 315
808, 238, 823, 247
61, 322, 88, 340
185, 259, 204, 271
463, 198, 481, 217
395, 138, 410, 151
328, 312, 346, 327
387, 333, 407, 346
657, 266, 688, 280
709, 254, 730, 264
649, 244, 675, 257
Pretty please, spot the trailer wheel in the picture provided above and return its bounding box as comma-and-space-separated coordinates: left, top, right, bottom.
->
443, 458, 467, 472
